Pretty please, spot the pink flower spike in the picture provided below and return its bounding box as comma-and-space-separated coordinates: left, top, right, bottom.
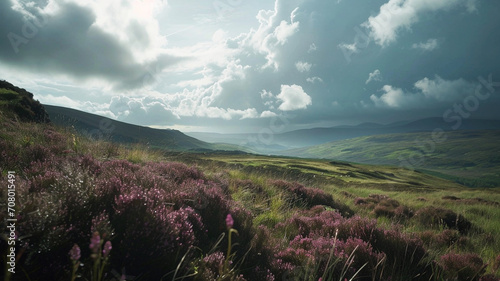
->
103, 241, 112, 258
225, 214, 234, 229
69, 244, 81, 261
89, 232, 101, 252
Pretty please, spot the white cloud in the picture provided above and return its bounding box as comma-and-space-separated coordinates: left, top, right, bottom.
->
338, 42, 359, 55
366, 69, 382, 84
260, 89, 274, 99
295, 61, 312, 72
241, 5, 300, 69
108, 95, 180, 125
274, 20, 300, 45
277, 84, 312, 111
306, 77, 323, 84
195, 107, 259, 120
371, 76, 478, 108
364, 0, 477, 47
414, 75, 476, 101
38, 94, 85, 109
261, 110, 278, 118
370, 85, 409, 108
412, 38, 439, 51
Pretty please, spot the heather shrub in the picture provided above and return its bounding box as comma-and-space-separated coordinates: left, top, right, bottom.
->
195, 251, 226, 280
112, 205, 204, 279
7, 154, 261, 280
434, 229, 460, 247
268, 180, 352, 216
371, 229, 430, 280
355, 194, 413, 221
415, 206, 472, 234
440, 252, 486, 281
147, 161, 204, 184
274, 207, 430, 280
242, 226, 277, 280
494, 254, 500, 272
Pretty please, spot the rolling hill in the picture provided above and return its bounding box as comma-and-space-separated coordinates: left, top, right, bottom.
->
44, 105, 245, 152
280, 130, 500, 187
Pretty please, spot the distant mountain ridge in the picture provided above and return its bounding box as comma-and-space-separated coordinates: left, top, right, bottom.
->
44, 105, 244, 152
188, 117, 500, 153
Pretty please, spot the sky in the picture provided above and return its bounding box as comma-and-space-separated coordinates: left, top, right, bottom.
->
1, 0, 499, 133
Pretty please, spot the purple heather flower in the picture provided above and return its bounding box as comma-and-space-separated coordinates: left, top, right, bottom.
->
69, 244, 81, 261
225, 214, 234, 229
103, 241, 112, 258
90, 232, 101, 252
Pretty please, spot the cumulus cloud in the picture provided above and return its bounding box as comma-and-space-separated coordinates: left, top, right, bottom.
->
414, 75, 476, 101
0, 0, 181, 90
277, 84, 312, 111
241, 4, 300, 69
195, 107, 259, 120
295, 61, 312, 72
109, 95, 180, 125
412, 38, 439, 51
363, 0, 477, 46
371, 76, 478, 108
370, 85, 410, 108
366, 69, 382, 84
261, 110, 278, 118
260, 90, 274, 99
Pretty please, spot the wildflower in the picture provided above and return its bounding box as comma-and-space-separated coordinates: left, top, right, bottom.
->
69, 244, 81, 261
103, 241, 112, 258
90, 232, 101, 253
226, 214, 234, 230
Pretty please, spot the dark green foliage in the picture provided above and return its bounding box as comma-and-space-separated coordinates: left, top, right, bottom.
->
0, 80, 50, 123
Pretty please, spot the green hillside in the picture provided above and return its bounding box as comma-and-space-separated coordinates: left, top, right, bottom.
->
44, 104, 246, 152
0, 80, 50, 123
282, 130, 500, 187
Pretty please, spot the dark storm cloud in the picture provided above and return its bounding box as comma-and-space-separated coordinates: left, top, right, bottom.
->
0, 0, 182, 90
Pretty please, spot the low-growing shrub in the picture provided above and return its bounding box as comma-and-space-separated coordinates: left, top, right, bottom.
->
415, 206, 472, 234
268, 180, 353, 217
355, 194, 413, 221
440, 252, 486, 281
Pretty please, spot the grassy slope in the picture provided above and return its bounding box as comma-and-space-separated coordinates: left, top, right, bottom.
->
176, 153, 500, 272
281, 130, 500, 187
44, 104, 246, 152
